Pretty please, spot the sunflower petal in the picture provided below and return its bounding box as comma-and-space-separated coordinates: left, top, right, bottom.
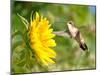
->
29, 12, 56, 66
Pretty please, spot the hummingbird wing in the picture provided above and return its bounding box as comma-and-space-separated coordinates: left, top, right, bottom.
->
53, 30, 71, 38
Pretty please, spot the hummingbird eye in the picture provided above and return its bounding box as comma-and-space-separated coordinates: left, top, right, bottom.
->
68, 21, 73, 24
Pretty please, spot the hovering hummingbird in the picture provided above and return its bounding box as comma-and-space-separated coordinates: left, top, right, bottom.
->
67, 21, 88, 51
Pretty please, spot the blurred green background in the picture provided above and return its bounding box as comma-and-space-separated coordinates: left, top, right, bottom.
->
11, 1, 96, 74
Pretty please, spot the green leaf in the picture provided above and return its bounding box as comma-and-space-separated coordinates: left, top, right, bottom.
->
12, 41, 23, 53
17, 59, 26, 67
30, 11, 33, 24
12, 14, 28, 34
12, 30, 23, 38
17, 13, 29, 30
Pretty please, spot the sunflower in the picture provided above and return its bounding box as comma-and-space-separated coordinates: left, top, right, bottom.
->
29, 12, 56, 66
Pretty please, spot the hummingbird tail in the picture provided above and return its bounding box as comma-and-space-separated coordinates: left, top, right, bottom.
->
79, 43, 88, 51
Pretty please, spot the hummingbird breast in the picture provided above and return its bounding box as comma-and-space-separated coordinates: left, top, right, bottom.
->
67, 24, 78, 38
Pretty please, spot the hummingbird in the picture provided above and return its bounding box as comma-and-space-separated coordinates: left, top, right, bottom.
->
67, 21, 88, 51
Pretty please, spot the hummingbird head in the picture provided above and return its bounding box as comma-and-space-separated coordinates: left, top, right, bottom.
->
67, 21, 74, 26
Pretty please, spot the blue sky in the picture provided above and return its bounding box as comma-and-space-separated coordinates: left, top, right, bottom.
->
89, 6, 96, 15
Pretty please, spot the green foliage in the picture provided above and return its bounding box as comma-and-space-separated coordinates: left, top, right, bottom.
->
11, 1, 96, 74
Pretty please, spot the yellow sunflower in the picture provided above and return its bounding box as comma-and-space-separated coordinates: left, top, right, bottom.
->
29, 12, 56, 66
